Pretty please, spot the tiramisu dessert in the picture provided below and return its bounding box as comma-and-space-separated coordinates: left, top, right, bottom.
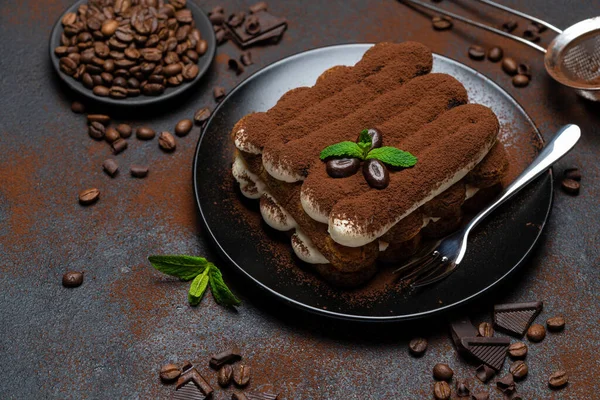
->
231, 42, 509, 286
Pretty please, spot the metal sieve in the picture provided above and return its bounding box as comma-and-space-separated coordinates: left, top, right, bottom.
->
403, 0, 600, 100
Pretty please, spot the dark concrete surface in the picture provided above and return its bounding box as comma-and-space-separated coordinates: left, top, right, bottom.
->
0, 1, 598, 399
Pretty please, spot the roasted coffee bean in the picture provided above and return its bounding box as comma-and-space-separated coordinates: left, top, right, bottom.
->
209, 6, 225, 15
175, 9, 193, 24
240, 51, 253, 66
115, 124, 132, 138
456, 380, 470, 397
158, 131, 176, 151
245, 15, 260, 35
433, 381, 451, 400
249, 2, 268, 13
509, 360, 528, 380
502, 20, 518, 32
55, 46, 69, 56
185, 49, 199, 63
471, 392, 489, 400
71, 101, 85, 113
487, 46, 503, 62
478, 322, 494, 337
326, 158, 360, 178
164, 52, 180, 65
561, 178, 580, 195
175, 119, 193, 136
233, 364, 250, 387
103, 59, 115, 72
79, 188, 100, 205
527, 324, 546, 342
210, 347, 242, 369
109, 86, 128, 99
127, 77, 140, 89
100, 72, 114, 85
111, 138, 128, 154
475, 364, 495, 383
363, 159, 389, 190
102, 19, 119, 36
104, 127, 120, 143
408, 337, 427, 356
82, 73, 94, 88
209, 12, 226, 25
142, 83, 165, 96
508, 342, 528, 359
128, 88, 141, 97
93, 85, 110, 97
512, 74, 530, 88
175, 25, 192, 42
59, 57, 78, 75
548, 370, 568, 388
194, 107, 211, 125
468, 45, 486, 60
496, 373, 515, 393
182, 64, 199, 80
432, 363, 453, 381
218, 364, 233, 387
213, 86, 226, 101
432, 16, 452, 30
196, 39, 208, 55
102, 158, 119, 177
62, 12, 77, 26
92, 75, 104, 86
167, 74, 184, 86
228, 12, 246, 28
136, 126, 156, 140
502, 57, 518, 75
130, 165, 149, 178
62, 271, 84, 287
523, 29, 540, 42
517, 63, 532, 77
159, 363, 181, 382
113, 76, 128, 88
87, 114, 110, 125
88, 121, 106, 140
164, 63, 182, 76
546, 315, 566, 331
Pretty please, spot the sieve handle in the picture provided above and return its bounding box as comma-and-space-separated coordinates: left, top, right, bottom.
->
400, 0, 548, 54
476, 0, 562, 35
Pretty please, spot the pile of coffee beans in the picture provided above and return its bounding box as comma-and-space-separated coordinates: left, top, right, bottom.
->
55, 0, 208, 99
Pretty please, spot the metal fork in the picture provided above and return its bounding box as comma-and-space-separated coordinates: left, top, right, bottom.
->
394, 124, 581, 287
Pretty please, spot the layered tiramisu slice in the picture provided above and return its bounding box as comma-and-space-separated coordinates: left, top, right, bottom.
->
232, 42, 509, 286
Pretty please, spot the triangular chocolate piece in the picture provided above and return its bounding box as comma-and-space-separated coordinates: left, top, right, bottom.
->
450, 318, 478, 353
172, 382, 206, 400
493, 302, 543, 337
176, 368, 213, 398
460, 337, 510, 371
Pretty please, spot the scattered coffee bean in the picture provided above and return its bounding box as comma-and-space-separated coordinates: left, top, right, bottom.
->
456, 380, 470, 397
232, 392, 249, 400
432, 15, 453, 30
71, 101, 85, 113
512, 74, 530, 88
363, 159, 389, 190
564, 168, 581, 181
218, 364, 233, 387
209, 347, 242, 369
229, 12, 246, 28
136, 126, 156, 140
111, 138, 128, 154
116, 124, 133, 138
358, 128, 383, 149
502, 20, 518, 32
233, 364, 250, 387
561, 178, 580, 195
182, 64, 200, 80
213, 86, 226, 101
408, 337, 427, 356
228, 58, 245, 75
478, 322, 494, 337
194, 107, 212, 125
509, 360, 528, 380
79, 188, 100, 205
475, 364, 495, 383
517, 63, 532, 77
530, 21, 548, 33
527, 324, 546, 342
174, 119, 193, 137
433, 381, 451, 400
249, 2, 268, 13
523, 29, 540, 42
158, 132, 176, 151
130, 165, 149, 178
105, 127, 120, 143
88, 121, 106, 140
548, 370, 568, 389
546, 316, 566, 332
160, 363, 181, 382
240, 51, 253, 66
62, 271, 84, 288
502, 57, 518, 75
326, 158, 360, 178
487, 47, 503, 62
507, 342, 528, 359
102, 159, 119, 177
433, 363, 453, 381
87, 114, 110, 125
496, 373, 515, 393
468, 45, 486, 60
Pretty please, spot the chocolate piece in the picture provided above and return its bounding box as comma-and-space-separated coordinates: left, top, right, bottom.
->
493, 301, 543, 337
130, 165, 149, 178
209, 347, 241, 369
496, 373, 516, 394
471, 391, 489, 400
181, 361, 194, 372
450, 318, 478, 353
460, 337, 510, 371
102, 159, 119, 177
245, 15, 261, 35
225, 11, 287, 48
213, 86, 226, 102
326, 158, 360, 178
176, 368, 213, 397
475, 364, 495, 383
456, 379, 470, 397
246, 392, 278, 400
111, 138, 128, 154
172, 382, 206, 400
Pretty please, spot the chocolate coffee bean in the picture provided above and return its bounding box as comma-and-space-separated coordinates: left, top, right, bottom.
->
326, 158, 360, 178
213, 86, 226, 101
111, 138, 128, 154
233, 364, 250, 387
175, 119, 193, 136
433, 381, 451, 400
547, 316, 566, 332
509, 360, 528, 380
218, 364, 233, 387
159, 363, 181, 382
487, 47, 503, 62
136, 126, 156, 140
502, 57, 519, 75
102, 159, 119, 177
408, 337, 427, 356
79, 188, 100, 205
194, 107, 211, 125
71, 101, 85, 113
512, 74, 530, 88
561, 178, 580, 195
116, 124, 132, 138
468, 45, 486, 60
548, 370, 568, 388
456, 380, 470, 397
358, 128, 383, 149
62, 271, 84, 287
432, 16, 453, 30
432, 363, 453, 381
88, 121, 106, 140
87, 114, 110, 124
105, 127, 120, 143
564, 168, 581, 181
478, 322, 494, 337
158, 132, 176, 151
527, 324, 546, 342
130, 165, 149, 178
363, 159, 389, 190
508, 342, 528, 359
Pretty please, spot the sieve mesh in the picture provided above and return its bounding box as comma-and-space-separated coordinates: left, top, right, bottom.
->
560, 32, 600, 85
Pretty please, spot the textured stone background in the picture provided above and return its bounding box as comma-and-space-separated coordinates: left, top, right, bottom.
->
0, 0, 598, 399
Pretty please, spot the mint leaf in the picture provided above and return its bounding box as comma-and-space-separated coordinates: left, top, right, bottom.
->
148, 255, 209, 281
208, 264, 241, 307
320, 141, 364, 160
366, 147, 418, 168
358, 129, 372, 147
188, 268, 210, 306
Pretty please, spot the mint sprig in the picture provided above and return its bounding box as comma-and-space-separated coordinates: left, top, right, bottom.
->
366, 147, 418, 168
148, 255, 241, 308
320, 141, 364, 160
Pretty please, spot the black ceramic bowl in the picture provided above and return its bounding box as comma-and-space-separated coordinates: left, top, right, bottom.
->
49, 0, 216, 107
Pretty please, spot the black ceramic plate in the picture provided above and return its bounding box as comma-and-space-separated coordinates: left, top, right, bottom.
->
193, 44, 553, 322
49, 0, 216, 107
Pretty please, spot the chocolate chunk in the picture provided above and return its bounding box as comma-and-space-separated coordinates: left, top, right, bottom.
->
460, 337, 510, 371
471, 391, 489, 400
501, 20, 518, 32
493, 301, 543, 337
213, 86, 226, 102
496, 373, 516, 394
246, 392, 279, 400
130, 165, 149, 178
476, 364, 495, 383
172, 381, 207, 400
468, 45, 486, 60
564, 168, 581, 181
228, 58, 245, 75
111, 138, 128, 154
456, 379, 470, 397
450, 318, 478, 353
102, 159, 119, 177
250, 2, 268, 14
176, 368, 213, 397
225, 11, 287, 48
209, 347, 241, 369
240, 51, 253, 66
326, 158, 360, 178
432, 16, 452, 31
561, 178, 580, 195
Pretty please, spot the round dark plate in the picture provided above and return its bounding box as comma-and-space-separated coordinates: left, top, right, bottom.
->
193, 44, 553, 322
49, 0, 216, 107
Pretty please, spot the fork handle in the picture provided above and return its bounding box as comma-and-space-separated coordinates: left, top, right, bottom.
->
465, 124, 581, 234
